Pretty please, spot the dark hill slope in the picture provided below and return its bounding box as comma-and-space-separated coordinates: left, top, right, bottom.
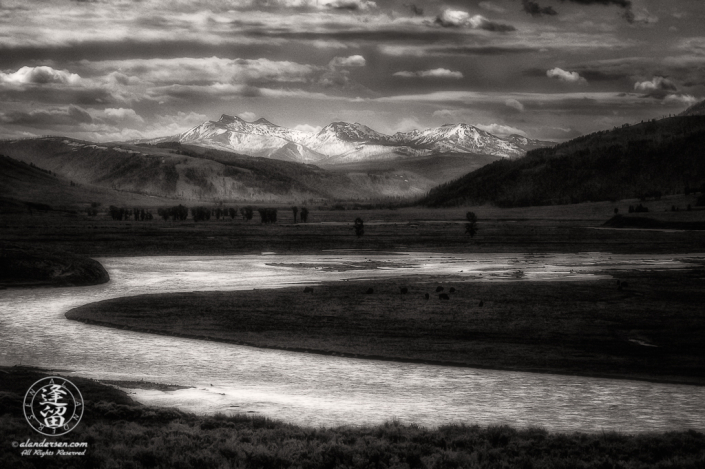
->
421, 116, 705, 207
0, 152, 186, 209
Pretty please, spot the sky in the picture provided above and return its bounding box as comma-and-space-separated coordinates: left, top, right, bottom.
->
0, 0, 703, 142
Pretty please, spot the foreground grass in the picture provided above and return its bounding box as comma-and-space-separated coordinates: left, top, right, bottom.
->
1, 367, 704, 469
67, 268, 705, 386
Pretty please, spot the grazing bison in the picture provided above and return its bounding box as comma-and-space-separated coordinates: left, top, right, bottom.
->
478, 300, 484, 307
400, 287, 408, 294
439, 293, 450, 300
436, 286, 444, 292
303, 287, 314, 293
366, 288, 374, 294
424, 293, 430, 300
449, 287, 456, 293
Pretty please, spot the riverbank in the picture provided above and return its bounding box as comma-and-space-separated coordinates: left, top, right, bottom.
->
0, 242, 109, 288
66, 268, 705, 386
1, 366, 704, 468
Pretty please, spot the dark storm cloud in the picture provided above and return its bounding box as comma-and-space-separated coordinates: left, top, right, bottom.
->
578, 70, 631, 82
435, 45, 541, 55
560, 0, 631, 7
522, 1, 558, 16
148, 84, 263, 103
405, 3, 424, 16
0, 41, 272, 71
0, 87, 119, 106
0, 105, 93, 127
245, 28, 467, 43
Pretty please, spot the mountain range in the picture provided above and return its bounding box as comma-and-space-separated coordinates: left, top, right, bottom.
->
142, 115, 554, 165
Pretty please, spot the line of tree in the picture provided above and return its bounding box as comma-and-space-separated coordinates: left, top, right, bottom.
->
290, 206, 310, 223
258, 208, 278, 224
108, 206, 154, 221
157, 205, 188, 221
191, 206, 212, 222
628, 204, 649, 213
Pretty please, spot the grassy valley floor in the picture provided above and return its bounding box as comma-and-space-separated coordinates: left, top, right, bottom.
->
66, 268, 705, 386
2, 198, 705, 258
1, 367, 704, 468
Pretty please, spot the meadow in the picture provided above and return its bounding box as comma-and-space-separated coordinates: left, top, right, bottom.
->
1, 194, 704, 259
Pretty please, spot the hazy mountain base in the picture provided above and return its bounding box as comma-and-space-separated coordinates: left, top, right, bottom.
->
0, 138, 480, 204
1, 367, 704, 469
422, 116, 705, 208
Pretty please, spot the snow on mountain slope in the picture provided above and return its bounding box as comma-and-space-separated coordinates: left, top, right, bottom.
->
150, 114, 553, 165
177, 115, 326, 163
393, 124, 524, 158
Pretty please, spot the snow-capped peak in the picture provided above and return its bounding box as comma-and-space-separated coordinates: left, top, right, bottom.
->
149, 113, 553, 164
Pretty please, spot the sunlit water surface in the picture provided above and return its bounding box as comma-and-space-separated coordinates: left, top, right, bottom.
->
1, 252, 704, 433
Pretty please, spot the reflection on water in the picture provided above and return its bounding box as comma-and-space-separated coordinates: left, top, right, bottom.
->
1, 252, 704, 432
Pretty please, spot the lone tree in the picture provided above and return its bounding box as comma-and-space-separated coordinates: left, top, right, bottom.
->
240, 206, 253, 221
465, 211, 478, 238
291, 206, 299, 224
300, 207, 309, 223
354, 217, 364, 238
258, 207, 278, 224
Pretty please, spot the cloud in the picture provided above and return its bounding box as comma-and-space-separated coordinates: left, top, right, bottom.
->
663, 94, 698, 106
393, 68, 463, 79
479, 2, 506, 13
435, 10, 515, 32
319, 0, 377, 11
394, 116, 422, 133
0, 66, 83, 86
237, 111, 258, 121
293, 123, 322, 133
328, 55, 366, 67
101, 108, 145, 126
505, 99, 525, 112
85, 57, 324, 88
522, 1, 558, 16
379, 44, 540, 57
634, 76, 677, 93
547, 68, 587, 84
475, 123, 527, 138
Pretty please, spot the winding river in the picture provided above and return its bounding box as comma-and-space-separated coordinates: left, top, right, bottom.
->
1, 252, 704, 433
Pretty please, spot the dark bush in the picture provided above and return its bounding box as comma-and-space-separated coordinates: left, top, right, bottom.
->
354, 217, 364, 237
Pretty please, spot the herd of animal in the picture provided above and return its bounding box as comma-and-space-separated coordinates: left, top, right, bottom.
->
302, 285, 484, 306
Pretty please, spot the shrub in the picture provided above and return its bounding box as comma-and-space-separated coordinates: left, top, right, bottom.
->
354, 217, 364, 237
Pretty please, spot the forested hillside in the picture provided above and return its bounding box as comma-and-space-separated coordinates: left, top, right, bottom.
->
421, 116, 705, 207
